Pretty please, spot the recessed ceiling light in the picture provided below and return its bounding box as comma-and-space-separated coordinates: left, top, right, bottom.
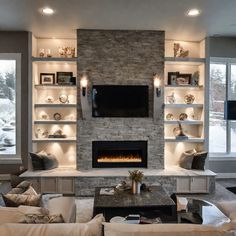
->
42, 7, 54, 15
186, 8, 201, 17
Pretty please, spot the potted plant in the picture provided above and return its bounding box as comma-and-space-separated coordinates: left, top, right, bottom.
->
129, 170, 144, 194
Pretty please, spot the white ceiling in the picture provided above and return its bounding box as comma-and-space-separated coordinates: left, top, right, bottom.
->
0, 0, 236, 41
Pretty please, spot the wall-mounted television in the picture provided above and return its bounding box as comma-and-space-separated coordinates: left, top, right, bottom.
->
92, 85, 149, 117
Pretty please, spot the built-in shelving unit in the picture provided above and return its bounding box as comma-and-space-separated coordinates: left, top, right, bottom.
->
164, 39, 206, 168
30, 35, 77, 168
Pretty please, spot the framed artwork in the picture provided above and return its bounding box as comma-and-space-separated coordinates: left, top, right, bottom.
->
168, 72, 179, 85
40, 73, 55, 85
176, 74, 192, 85
56, 72, 73, 85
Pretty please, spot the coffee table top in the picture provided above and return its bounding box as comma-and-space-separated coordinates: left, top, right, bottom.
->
94, 185, 175, 208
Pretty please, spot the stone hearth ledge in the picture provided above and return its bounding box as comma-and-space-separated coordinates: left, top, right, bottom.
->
20, 166, 216, 177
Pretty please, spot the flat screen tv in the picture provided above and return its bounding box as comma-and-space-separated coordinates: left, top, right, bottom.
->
92, 85, 149, 117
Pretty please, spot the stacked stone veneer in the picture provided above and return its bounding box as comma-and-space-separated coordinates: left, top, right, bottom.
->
77, 29, 165, 170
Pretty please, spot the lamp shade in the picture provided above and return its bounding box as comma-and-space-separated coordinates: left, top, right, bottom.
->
224, 100, 236, 120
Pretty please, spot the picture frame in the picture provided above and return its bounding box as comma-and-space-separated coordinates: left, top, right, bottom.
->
168, 72, 179, 85
40, 73, 55, 85
56, 72, 73, 85
176, 74, 192, 85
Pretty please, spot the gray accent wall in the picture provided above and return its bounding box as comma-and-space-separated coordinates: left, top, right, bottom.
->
77, 30, 165, 170
0, 31, 29, 173
208, 37, 236, 58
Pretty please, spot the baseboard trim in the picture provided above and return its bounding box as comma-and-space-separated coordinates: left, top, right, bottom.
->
216, 173, 236, 179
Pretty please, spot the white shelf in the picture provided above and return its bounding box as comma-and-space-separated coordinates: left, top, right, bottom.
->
165, 85, 203, 89
165, 137, 205, 143
32, 138, 76, 142
164, 120, 203, 125
34, 103, 77, 108
32, 57, 78, 62
165, 104, 203, 108
35, 85, 77, 89
34, 120, 77, 124
165, 57, 205, 66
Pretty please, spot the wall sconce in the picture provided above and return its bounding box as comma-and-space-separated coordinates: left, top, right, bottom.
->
153, 74, 162, 97
80, 76, 88, 97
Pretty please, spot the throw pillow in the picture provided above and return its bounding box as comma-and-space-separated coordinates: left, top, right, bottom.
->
16, 181, 32, 191
20, 213, 64, 224
8, 187, 25, 194
29, 152, 45, 170
41, 153, 59, 170
179, 149, 196, 169
2, 193, 41, 207
23, 186, 38, 195
191, 151, 208, 170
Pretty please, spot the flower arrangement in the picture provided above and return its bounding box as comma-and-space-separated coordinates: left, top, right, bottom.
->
128, 170, 144, 183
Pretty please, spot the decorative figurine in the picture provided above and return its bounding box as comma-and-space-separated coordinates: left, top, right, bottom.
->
166, 92, 176, 104
173, 43, 189, 58
184, 94, 195, 104
166, 113, 174, 120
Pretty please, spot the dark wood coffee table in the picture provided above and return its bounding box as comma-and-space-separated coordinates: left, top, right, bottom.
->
93, 185, 177, 222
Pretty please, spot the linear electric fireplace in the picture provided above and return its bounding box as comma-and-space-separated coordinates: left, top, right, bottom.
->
92, 141, 147, 168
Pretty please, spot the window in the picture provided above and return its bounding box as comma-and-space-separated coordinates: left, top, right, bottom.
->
0, 54, 21, 161
209, 58, 236, 156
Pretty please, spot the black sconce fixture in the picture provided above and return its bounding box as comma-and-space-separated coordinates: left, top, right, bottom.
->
153, 74, 162, 97
224, 100, 236, 120
80, 76, 88, 97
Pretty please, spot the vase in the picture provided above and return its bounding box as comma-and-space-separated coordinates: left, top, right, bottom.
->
132, 180, 141, 194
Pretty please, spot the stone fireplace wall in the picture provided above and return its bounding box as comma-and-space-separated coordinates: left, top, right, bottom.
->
77, 29, 165, 170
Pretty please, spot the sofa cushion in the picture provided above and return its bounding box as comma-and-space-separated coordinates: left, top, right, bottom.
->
0, 214, 104, 236
0, 207, 25, 223
47, 196, 76, 223
103, 222, 234, 236
216, 200, 236, 221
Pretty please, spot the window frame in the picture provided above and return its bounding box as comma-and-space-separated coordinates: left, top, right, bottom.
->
0, 53, 21, 163
209, 57, 236, 159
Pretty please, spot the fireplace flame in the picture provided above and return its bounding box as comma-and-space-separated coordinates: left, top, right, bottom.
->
97, 154, 142, 163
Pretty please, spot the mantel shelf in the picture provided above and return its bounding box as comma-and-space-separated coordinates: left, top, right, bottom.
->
165, 137, 205, 143
165, 57, 205, 65
34, 120, 77, 124
165, 104, 203, 108
34, 104, 77, 108
32, 57, 78, 62
164, 120, 203, 125
32, 138, 76, 142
